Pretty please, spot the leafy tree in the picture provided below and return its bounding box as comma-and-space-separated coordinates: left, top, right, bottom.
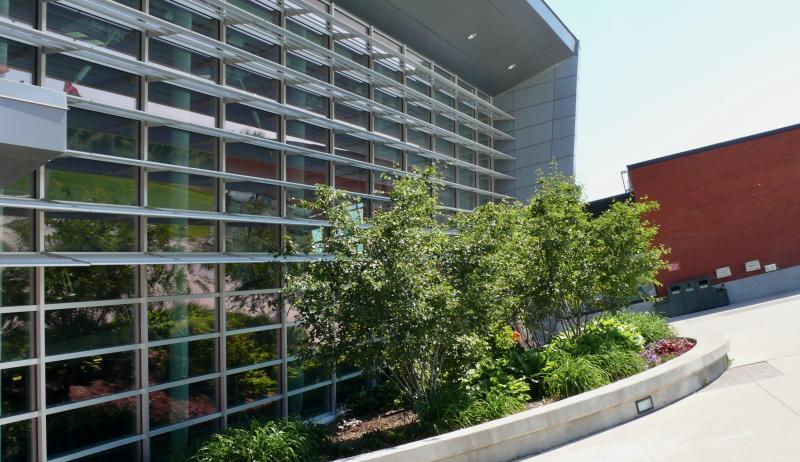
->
284, 168, 485, 417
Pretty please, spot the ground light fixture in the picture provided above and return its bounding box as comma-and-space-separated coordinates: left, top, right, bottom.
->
636, 396, 654, 415
507, 63, 517, 70
467, 32, 478, 40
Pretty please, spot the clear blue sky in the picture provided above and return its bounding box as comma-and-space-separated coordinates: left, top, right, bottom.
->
546, 0, 800, 200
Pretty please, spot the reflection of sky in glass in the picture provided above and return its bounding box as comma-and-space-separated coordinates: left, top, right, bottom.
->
44, 77, 136, 109
223, 120, 277, 140
148, 102, 215, 127
0, 68, 33, 84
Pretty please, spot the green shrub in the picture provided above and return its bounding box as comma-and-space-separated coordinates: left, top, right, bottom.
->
342, 380, 404, 416
587, 349, 646, 381
542, 352, 610, 399
424, 386, 527, 433
607, 311, 674, 344
192, 419, 330, 462
549, 318, 644, 356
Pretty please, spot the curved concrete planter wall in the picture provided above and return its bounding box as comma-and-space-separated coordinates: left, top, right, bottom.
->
336, 333, 729, 462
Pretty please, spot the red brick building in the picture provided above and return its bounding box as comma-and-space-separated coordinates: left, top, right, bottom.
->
626, 124, 800, 301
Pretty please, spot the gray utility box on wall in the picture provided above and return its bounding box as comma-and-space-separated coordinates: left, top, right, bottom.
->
0, 78, 67, 187
655, 276, 730, 318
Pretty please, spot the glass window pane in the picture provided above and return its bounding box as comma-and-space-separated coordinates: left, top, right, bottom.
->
227, 365, 280, 406
286, 154, 328, 185
225, 223, 280, 253
227, 401, 278, 426
225, 181, 279, 216
148, 126, 217, 170
435, 114, 455, 132
407, 76, 430, 96
46, 158, 138, 206
285, 188, 317, 219
148, 82, 217, 127
435, 138, 455, 157
374, 61, 401, 82
0, 174, 34, 198
479, 174, 492, 191
47, 4, 140, 57
46, 397, 139, 458
148, 298, 217, 341
46, 351, 137, 406
0, 268, 32, 307
72, 443, 139, 462
67, 109, 139, 159
150, 0, 219, 39
0, 208, 33, 252
226, 330, 279, 368
149, 379, 219, 428
147, 264, 215, 297
374, 145, 401, 168
44, 212, 136, 252
224, 263, 280, 292
334, 134, 368, 161
374, 117, 402, 139
407, 103, 431, 123
286, 121, 329, 152
225, 143, 278, 179
407, 153, 431, 171
45, 266, 136, 304
227, 0, 280, 25
149, 39, 218, 80
286, 53, 328, 82
286, 86, 329, 116
0, 0, 35, 25
458, 190, 476, 209
285, 225, 324, 254
45, 305, 136, 355
226, 65, 278, 100
374, 90, 401, 110
226, 26, 279, 63
226, 293, 279, 330
335, 164, 369, 193
0, 311, 33, 362
1, 365, 34, 417
334, 103, 368, 128
435, 89, 455, 108
407, 129, 431, 150
148, 172, 217, 212
288, 360, 330, 391
1, 418, 36, 462
334, 72, 368, 97
225, 103, 278, 140
149, 338, 217, 385
149, 419, 220, 462
439, 187, 456, 208
147, 217, 217, 252
288, 385, 330, 418
374, 173, 392, 195
458, 167, 476, 187
45, 54, 138, 109
286, 18, 328, 47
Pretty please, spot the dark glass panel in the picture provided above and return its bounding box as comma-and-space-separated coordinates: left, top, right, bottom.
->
286, 121, 329, 152
0, 311, 33, 362
0, 268, 33, 307
374, 173, 393, 195
288, 385, 330, 418
334, 134, 368, 161
458, 190, 476, 210
459, 166, 476, 187
227, 365, 280, 406
148, 126, 217, 170
0, 208, 33, 252
226, 65, 278, 100
334, 103, 368, 128
225, 223, 279, 253
1, 366, 34, 416
226, 26, 279, 62
47, 397, 138, 458
224, 263, 280, 292
150, 0, 219, 39
435, 138, 456, 157
335, 164, 369, 193
45, 266, 135, 304
374, 145, 401, 168
459, 147, 476, 164
439, 187, 456, 208
479, 173, 492, 191
225, 181, 279, 216
1, 418, 35, 462
147, 264, 215, 297
226, 330, 279, 368
45, 54, 138, 109
478, 194, 492, 205
288, 360, 330, 391
407, 129, 431, 150
435, 114, 455, 132
334, 42, 368, 67
228, 0, 280, 24
148, 338, 217, 385
374, 61, 401, 82
334, 72, 368, 97
48, 4, 140, 56
46, 158, 137, 206
286, 18, 329, 47
67, 109, 138, 159
148, 82, 217, 126
149, 39, 218, 80
0, 37, 34, 84
44, 212, 136, 252
148, 172, 217, 212
440, 163, 456, 183
407, 76, 431, 96
407, 153, 431, 170
225, 103, 278, 140
374, 117, 402, 139
286, 86, 329, 116
336, 375, 367, 407
286, 53, 329, 82
149, 419, 220, 462
227, 401, 279, 426
45, 305, 136, 355
478, 133, 492, 147
374, 90, 401, 110
113, 0, 141, 8
285, 153, 328, 184
148, 298, 217, 341
46, 351, 136, 406
286, 325, 304, 358
407, 103, 431, 123
225, 143, 278, 179
72, 443, 139, 462
458, 101, 476, 118
226, 293, 279, 330
435, 89, 456, 108
0, 0, 35, 24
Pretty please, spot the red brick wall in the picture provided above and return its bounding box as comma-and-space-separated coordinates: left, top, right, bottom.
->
628, 126, 800, 295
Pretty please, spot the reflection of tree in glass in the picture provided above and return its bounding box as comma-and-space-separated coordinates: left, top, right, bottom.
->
45, 306, 135, 355
147, 264, 215, 297
148, 340, 215, 385
226, 294, 279, 330
225, 224, 278, 253
148, 301, 216, 341
44, 214, 135, 252
67, 111, 137, 157
224, 263, 280, 292
45, 266, 135, 303
46, 397, 137, 457
228, 367, 279, 404
0, 313, 32, 361
0, 268, 32, 307
226, 331, 278, 369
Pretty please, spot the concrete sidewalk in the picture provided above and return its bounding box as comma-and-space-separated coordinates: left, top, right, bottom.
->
517, 290, 800, 462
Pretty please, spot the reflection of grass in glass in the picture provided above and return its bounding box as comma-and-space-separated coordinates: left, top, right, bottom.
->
226, 331, 278, 368
148, 179, 216, 211
148, 221, 215, 252
228, 367, 279, 404
148, 302, 216, 341
47, 169, 136, 205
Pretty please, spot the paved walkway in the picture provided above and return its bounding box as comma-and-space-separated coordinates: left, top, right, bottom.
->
518, 290, 800, 462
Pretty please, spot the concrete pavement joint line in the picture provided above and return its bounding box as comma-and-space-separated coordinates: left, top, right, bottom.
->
335, 333, 729, 462
753, 381, 800, 420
